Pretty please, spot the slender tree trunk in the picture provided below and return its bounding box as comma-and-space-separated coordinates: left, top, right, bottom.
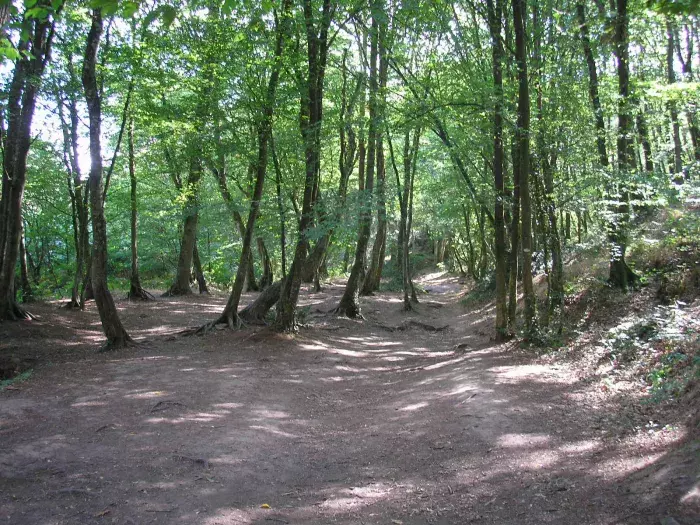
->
165, 155, 202, 296
609, 0, 638, 289
271, 136, 287, 277
257, 238, 273, 290
19, 222, 31, 303
636, 108, 654, 172
362, 32, 389, 296
487, 0, 509, 339
335, 5, 379, 319
667, 21, 684, 176
576, 2, 609, 167
127, 117, 152, 301
362, 139, 387, 295
82, 9, 131, 349
57, 85, 88, 309
506, 148, 520, 329
276, 0, 334, 330
512, 0, 537, 339
477, 208, 489, 279
205, 0, 291, 330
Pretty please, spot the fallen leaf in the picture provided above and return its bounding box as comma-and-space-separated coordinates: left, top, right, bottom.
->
260, 503, 271, 509
95, 509, 111, 517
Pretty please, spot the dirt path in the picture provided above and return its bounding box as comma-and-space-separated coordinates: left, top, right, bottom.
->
1, 275, 698, 524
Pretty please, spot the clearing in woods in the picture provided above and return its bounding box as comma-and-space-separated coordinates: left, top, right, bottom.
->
1, 274, 698, 524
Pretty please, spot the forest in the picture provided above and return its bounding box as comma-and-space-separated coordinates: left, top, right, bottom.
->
0, 0, 699, 523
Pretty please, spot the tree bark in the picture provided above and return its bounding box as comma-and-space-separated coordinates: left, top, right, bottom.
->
19, 221, 31, 303
271, 135, 287, 277
82, 8, 131, 349
0, 2, 56, 320
127, 116, 153, 301
239, 279, 284, 324
276, 0, 333, 330
192, 243, 209, 294
206, 0, 291, 329
336, 5, 379, 319
512, 0, 537, 339
165, 155, 202, 296
576, 2, 609, 167
666, 21, 683, 176
362, 29, 389, 296
487, 0, 509, 339
609, 0, 638, 289
57, 83, 88, 309
257, 238, 273, 290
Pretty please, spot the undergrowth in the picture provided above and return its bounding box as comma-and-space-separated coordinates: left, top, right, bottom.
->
557, 186, 700, 406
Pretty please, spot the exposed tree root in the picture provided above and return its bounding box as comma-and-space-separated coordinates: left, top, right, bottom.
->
333, 303, 364, 320
127, 286, 156, 301
0, 301, 36, 321
608, 259, 639, 290
162, 285, 192, 298
378, 320, 449, 333
97, 336, 135, 352
191, 310, 246, 336
63, 299, 82, 310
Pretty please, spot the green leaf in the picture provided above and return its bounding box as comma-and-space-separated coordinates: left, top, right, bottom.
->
25, 6, 48, 19
122, 1, 139, 17
161, 5, 176, 28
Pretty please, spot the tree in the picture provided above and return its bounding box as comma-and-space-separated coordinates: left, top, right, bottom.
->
203, 0, 292, 330
276, 0, 335, 330
512, 0, 537, 339
336, 4, 380, 319
487, 0, 509, 339
608, 0, 639, 289
82, 8, 132, 349
127, 116, 153, 301
0, 1, 60, 320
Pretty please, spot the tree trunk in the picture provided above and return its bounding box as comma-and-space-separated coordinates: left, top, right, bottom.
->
302, 49, 361, 288
165, 155, 202, 296
276, 0, 333, 330
192, 243, 209, 294
257, 238, 273, 290
127, 116, 153, 301
19, 222, 31, 303
0, 2, 56, 320
636, 108, 654, 173
82, 9, 131, 349
609, 0, 638, 289
57, 84, 88, 309
362, 34, 389, 296
208, 0, 291, 329
513, 0, 537, 339
576, 2, 609, 167
239, 279, 284, 324
336, 4, 380, 319
487, 0, 509, 339
271, 135, 287, 277
506, 148, 520, 329
666, 22, 683, 176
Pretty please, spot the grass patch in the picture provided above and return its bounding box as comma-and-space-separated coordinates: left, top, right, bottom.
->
1, 369, 33, 390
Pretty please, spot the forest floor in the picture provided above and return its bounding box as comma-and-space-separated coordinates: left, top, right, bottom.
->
1, 274, 698, 525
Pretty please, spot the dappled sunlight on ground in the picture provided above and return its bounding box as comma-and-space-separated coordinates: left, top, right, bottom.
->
1, 281, 697, 524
